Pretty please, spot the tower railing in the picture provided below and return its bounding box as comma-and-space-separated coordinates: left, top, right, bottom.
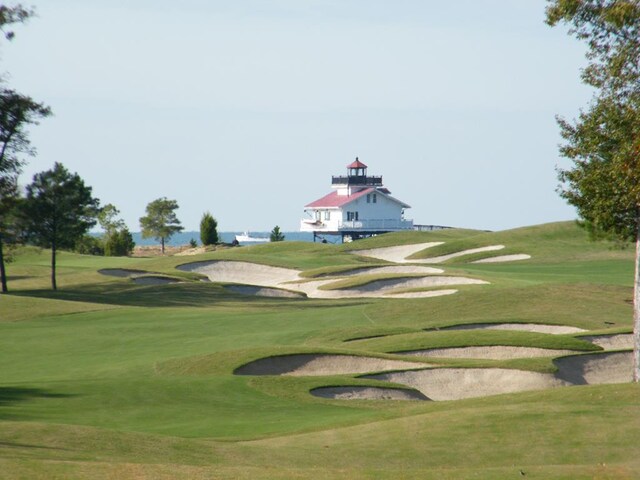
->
331, 175, 383, 186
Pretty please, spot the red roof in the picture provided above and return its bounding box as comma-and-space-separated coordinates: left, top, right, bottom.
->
305, 188, 373, 208
305, 188, 411, 209
347, 158, 367, 169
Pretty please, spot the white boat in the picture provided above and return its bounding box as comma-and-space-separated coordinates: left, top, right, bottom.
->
235, 231, 270, 243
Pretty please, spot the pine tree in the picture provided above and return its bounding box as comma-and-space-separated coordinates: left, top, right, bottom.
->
200, 212, 218, 245
139, 197, 183, 255
270, 225, 285, 242
21, 163, 100, 290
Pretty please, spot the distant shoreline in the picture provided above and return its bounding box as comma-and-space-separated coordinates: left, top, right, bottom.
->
129, 231, 315, 247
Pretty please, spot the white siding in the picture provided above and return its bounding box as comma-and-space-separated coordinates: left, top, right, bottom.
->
301, 191, 411, 233
341, 194, 404, 222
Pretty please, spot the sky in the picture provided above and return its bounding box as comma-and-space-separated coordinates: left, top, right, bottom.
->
2, 0, 593, 232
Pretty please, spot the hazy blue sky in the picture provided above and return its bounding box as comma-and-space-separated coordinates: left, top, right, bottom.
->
3, 0, 591, 231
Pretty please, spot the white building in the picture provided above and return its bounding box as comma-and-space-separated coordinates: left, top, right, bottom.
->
300, 158, 413, 241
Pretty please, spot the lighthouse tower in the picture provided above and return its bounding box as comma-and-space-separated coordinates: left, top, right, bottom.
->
332, 158, 384, 196
300, 158, 413, 242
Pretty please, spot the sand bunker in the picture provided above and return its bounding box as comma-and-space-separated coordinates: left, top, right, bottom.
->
359, 351, 633, 401
432, 323, 587, 335
311, 386, 427, 401
225, 285, 304, 298
554, 351, 633, 385
415, 245, 505, 264
324, 265, 444, 277
177, 261, 301, 287
399, 346, 578, 360
348, 276, 487, 294
353, 242, 443, 263
288, 276, 486, 299
234, 354, 428, 376
98, 268, 148, 277
579, 334, 634, 351
366, 368, 568, 401
131, 276, 181, 285
472, 254, 531, 264
352, 242, 528, 266
176, 260, 486, 299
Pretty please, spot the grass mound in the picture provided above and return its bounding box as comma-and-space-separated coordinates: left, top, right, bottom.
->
98, 268, 150, 277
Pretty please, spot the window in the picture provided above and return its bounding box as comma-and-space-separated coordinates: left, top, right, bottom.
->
324, 210, 330, 220
372, 193, 377, 203
366, 194, 371, 203
347, 211, 359, 221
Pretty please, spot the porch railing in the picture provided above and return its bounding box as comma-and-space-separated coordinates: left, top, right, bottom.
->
301, 218, 413, 231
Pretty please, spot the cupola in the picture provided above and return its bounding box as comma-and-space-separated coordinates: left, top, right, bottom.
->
347, 158, 367, 178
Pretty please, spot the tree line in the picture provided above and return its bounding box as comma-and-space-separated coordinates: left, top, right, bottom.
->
0, 151, 228, 291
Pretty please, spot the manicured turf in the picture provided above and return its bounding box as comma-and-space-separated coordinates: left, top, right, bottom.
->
0, 221, 638, 478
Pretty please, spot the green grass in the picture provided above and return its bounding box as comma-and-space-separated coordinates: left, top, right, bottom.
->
408, 221, 634, 264
0, 221, 638, 478
177, 241, 384, 270
345, 329, 600, 354
336, 227, 484, 251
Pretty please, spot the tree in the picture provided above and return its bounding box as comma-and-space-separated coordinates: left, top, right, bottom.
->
0, 91, 50, 293
139, 197, 183, 255
546, 0, 640, 381
200, 211, 218, 245
74, 234, 104, 256
0, 175, 21, 290
98, 203, 134, 256
21, 163, 100, 290
104, 228, 135, 256
0, 4, 34, 41
0, 7, 52, 293
270, 225, 285, 242
98, 203, 125, 235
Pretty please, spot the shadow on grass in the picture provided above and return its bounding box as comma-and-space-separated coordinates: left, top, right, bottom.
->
0, 387, 72, 450
10, 282, 370, 310
0, 387, 74, 407
0, 387, 76, 421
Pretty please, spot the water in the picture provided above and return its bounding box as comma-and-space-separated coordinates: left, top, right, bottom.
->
130, 231, 316, 246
